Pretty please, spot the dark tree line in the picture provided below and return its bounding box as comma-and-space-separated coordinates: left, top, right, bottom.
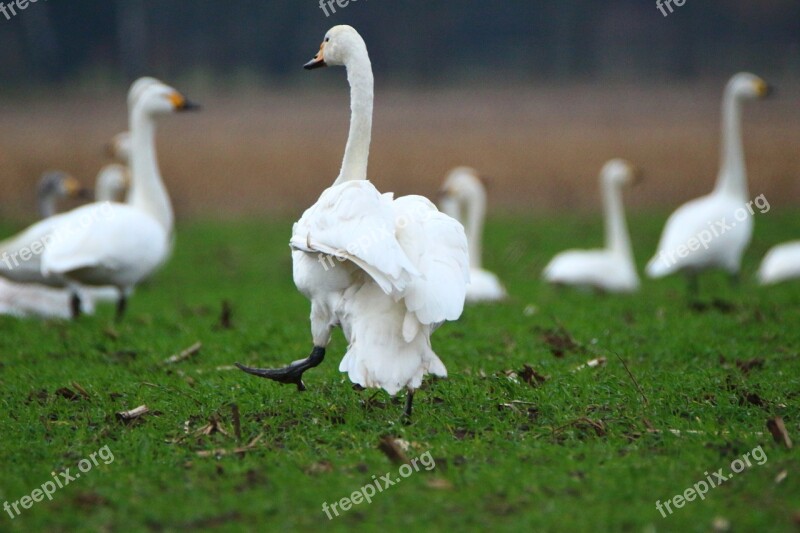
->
0, 0, 798, 87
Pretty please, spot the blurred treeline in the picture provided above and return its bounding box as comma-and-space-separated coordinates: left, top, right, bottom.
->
0, 0, 799, 87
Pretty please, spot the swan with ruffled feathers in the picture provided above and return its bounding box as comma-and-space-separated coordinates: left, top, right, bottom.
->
236, 26, 469, 419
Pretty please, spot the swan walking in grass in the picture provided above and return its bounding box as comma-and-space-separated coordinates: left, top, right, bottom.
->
438, 167, 506, 302
543, 159, 641, 293
645, 73, 772, 295
236, 26, 469, 418
0, 80, 198, 320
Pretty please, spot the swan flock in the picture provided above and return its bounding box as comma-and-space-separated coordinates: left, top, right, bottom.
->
0, 23, 793, 420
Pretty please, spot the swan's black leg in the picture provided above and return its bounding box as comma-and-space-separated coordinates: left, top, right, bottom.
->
402, 390, 414, 422
236, 347, 326, 391
115, 293, 127, 323
70, 293, 82, 320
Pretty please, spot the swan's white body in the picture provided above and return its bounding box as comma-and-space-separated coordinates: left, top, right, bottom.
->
758, 242, 800, 285
0, 80, 193, 314
543, 159, 641, 293
288, 26, 468, 395
439, 167, 506, 302
646, 73, 771, 280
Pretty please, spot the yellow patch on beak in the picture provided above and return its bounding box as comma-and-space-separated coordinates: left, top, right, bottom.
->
63, 176, 82, 196
169, 92, 187, 109
304, 42, 327, 70
755, 80, 770, 98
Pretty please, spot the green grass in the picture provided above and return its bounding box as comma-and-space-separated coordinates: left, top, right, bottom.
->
1, 211, 799, 532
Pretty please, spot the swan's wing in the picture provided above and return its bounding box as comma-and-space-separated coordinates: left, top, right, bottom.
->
0, 214, 68, 285
41, 203, 169, 285
290, 180, 419, 295
392, 195, 470, 327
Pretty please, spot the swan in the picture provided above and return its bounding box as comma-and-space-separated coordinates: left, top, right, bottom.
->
93, 163, 129, 203
1, 175, 90, 318
36, 172, 89, 218
645, 73, 772, 293
543, 159, 641, 293
757, 243, 800, 285
236, 25, 469, 419
438, 167, 507, 302
0, 80, 198, 320
1, 160, 133, 319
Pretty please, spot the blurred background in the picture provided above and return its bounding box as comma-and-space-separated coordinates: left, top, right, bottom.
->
0, 0, 798, 219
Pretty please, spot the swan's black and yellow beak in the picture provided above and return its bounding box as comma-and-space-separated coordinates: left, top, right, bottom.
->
169, 92, 201, 112
756, 79, 774, 99
304, 43, 327, 70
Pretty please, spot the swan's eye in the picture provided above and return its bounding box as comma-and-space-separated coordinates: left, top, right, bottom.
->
325, 37, 330, 42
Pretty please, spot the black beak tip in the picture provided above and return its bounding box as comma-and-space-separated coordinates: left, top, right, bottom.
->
181, 100, 202, 111
764, 84, 776, 98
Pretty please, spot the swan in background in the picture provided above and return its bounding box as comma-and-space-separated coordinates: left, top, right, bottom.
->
438, 167, 506, 302
1, 175, 91, 318
646, 73, 772, 294
37, 172, 89, 218
93, 163, 129, 203
236, 25, 469, 419
543, 159, 641, 293
0, 145, 133, 319
0, 80, 199, 320
758, 243, 800, 285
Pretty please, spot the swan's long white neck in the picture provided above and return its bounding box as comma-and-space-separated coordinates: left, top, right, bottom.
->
128, 108, 174, 233
603, 178, 633, 260
464, 190, 486, 270
714, 87, 748, 200
335, 46, 373, 185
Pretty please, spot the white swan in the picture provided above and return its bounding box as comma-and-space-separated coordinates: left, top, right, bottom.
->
438, 167, 506, 302
236, 25, 469, 418
0, 80, 198, 320
543, 159, 641, 293
757, 243, 800, 285
646, 73, 772, 292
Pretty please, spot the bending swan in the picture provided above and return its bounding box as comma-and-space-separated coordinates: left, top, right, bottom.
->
236, 26, 469, 418
645, 73, 772, 293
439, 167, 507, 302
543, 159, 641, 293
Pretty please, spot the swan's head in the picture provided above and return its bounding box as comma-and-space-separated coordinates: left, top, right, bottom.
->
439, 167, 487, 204
38, 171, 89, 200
728, 73, 773, 100
304, 25, 367, 70
134, 82, 201, 117
106, 132, 131, 163
601, 159, 642, 187
95, 164, 130, 203
127, 77, 162, 111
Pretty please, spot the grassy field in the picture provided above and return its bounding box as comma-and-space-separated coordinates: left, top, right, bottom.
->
0, 210, 799, 532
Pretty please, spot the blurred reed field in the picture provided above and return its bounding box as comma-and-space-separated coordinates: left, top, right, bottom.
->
0, 79, 798, 221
